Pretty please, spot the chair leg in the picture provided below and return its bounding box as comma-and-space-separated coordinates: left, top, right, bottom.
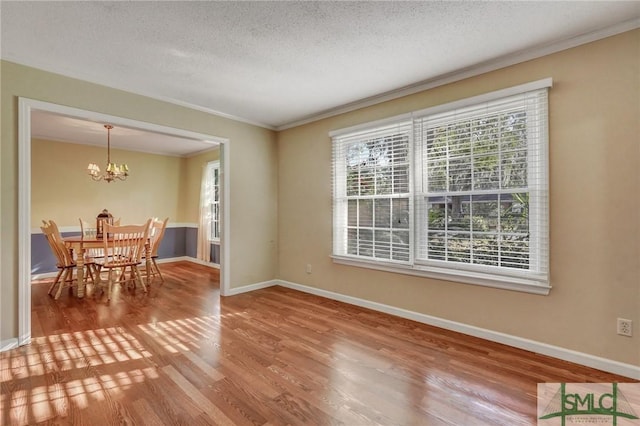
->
152, 258, 164, 283
54, 268, 72, 300
48, 269, 64, 296
92, 264, 102, 286
85, 264, 95, 284
107, 268, 114, 300
134, 266, 147, 293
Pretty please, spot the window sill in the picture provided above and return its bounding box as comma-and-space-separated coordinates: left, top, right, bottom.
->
331, 255, 551, 295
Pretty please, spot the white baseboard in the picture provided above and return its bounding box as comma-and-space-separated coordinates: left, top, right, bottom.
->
178, 257, 220, 269
275, 279, 640, 380
1, 338, 19, 352
31, 270, 61, 280
226, 280, 277, 296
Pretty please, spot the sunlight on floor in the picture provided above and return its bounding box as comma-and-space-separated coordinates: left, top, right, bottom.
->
138, 314, 222, 354
0, 321, 189, 425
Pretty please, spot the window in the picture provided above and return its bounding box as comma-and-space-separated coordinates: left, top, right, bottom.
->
204, 161, 220, 241
332, 80, 551, 293
333, 121, 413, 263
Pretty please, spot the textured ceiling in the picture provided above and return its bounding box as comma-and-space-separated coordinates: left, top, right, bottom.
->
2, 1, 639, 152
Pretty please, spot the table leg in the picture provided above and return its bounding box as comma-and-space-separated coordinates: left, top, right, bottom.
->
76, 246, 86, 298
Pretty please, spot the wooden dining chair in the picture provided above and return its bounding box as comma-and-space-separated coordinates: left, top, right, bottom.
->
98, 219, 151, 300
41, 220, 97, 299
41, 220, 77, 299
146, 217, 169, 283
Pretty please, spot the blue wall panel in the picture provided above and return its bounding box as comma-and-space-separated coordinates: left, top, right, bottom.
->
185, 227, 198, 258
160, 227, 187, 259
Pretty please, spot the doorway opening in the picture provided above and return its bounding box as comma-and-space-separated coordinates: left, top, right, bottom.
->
18, 97, 231, 346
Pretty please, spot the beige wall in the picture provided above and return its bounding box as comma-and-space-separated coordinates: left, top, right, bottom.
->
31, 139, 186, 227
1, 61, 278, 342
277, 30, 640, 366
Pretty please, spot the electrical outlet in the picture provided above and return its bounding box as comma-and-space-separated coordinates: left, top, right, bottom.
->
306, 264, 312, 274
617, 318, 633, 337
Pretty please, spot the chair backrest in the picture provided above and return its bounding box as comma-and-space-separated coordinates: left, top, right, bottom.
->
102, 219, 151, 266
149, 217, 169, 257
41, 220, 74, 268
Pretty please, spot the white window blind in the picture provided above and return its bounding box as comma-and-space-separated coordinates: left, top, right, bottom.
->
333, 121, 413, 263
331, 80, 551, 292
414, 89, 549, 282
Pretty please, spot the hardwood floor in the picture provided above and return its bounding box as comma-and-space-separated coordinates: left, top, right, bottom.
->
1, 262, 635, 425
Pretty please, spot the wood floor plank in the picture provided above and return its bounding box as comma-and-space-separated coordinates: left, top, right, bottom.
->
2, 261, 636, 425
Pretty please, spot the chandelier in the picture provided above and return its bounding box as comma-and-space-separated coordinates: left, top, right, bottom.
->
87, 124, 129, 182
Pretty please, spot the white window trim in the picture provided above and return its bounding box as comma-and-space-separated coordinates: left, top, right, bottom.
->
206, 160, 221, 243
332, 255, 550, 295
331, 79, 552, 295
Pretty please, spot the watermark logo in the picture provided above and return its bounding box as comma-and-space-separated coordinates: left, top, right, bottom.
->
538, 383, 640, 425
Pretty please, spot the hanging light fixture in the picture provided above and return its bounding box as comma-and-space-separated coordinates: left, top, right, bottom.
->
87, 124, 129, 182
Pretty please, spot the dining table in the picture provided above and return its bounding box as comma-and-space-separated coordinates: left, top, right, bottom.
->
64, 235, 152, 298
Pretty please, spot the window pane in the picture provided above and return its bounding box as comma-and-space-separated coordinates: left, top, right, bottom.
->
359, 169, 375, 195
500, 193, 529, 233
347, 228, 358, 256
427, 232, 446, 261
359, 199, 373, 227
392, 231, 410, 261
374, 199, 390, 228
447, 232, 471, 263
473, 154, 499, 190
427, 197, 446, 231
471, 195, 499, 232
426, 127, 447, 158
347, 142, 370, 167
472, 115, 500, 153
393, 165, 409, 193
348, 200, 358, 227
346, 169, 359, 196
390, 140, 409, 163
500, 111, 527, 151
448, 196, 470, 231
449, 121, 471, 158
501, 235, 529, 269
359, 229, 373, 257
501, 150, 528, 188
427, 160, 447, 192
376, 167, 392, 195
392, 198, 409, 229
473, 236, 499, 266
449, 157, 471, 191
374, 230, 391, 259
